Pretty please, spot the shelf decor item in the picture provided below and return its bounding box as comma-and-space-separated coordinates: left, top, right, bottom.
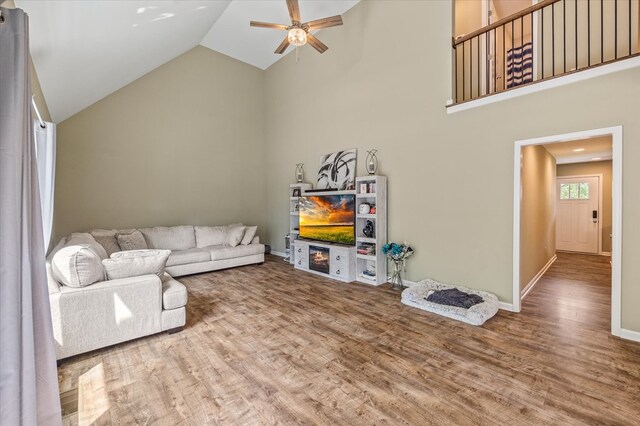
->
295, 163, 304, 183
317, 149, 357, 190
362, 220, 375, 238
365, 150, 378, 175
382, 242, 414, 289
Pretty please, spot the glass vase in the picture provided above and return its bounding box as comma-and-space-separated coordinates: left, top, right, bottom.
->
390, 259, 404, 289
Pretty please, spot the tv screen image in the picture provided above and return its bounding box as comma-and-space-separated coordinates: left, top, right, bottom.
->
299, 194, 356, 245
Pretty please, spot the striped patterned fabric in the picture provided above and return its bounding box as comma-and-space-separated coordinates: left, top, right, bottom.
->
506, 42, 533, 88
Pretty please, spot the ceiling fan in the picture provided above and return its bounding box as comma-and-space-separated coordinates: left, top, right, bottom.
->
250, 0, 343, 54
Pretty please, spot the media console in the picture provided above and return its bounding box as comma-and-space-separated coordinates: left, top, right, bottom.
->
291, 240, 356, 283
288, 176, 387, 286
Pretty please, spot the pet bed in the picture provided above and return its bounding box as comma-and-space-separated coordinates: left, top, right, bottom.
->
401, 279, 499, 326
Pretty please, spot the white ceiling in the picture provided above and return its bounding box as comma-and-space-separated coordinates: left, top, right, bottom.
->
543, 136, 613, 164
16, 0, 360, 123
200, 0, 359, 70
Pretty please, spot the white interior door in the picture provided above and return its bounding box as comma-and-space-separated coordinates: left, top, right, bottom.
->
556, 176, 599, 253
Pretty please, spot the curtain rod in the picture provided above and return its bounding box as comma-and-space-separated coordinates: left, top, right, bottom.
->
31, 95, 46, 128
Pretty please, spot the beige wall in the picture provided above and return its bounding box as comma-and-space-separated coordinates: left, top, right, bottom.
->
264, 0, 640, 332
520, 146, 556, 291
557, 160, 613, 253
54, 46, 266, 240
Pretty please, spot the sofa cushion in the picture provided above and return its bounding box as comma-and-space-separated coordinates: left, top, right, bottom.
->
102, 249, 171, 280
240, 225, 258, 245
194, 225, 228, 247
161, 275, 188, 310
207, 243, 265, 261
139, 226, 195, 251
166, 248, 210, 267
68, 233, 108, 260
52, 244, 105, 288
226, 225, 246, 247
116, 230, 148, 251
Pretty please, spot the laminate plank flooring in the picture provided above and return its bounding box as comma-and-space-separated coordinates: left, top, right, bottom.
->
58, 253, 640, 425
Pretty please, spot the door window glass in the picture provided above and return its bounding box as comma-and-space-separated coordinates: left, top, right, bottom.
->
560, 182, 590, 200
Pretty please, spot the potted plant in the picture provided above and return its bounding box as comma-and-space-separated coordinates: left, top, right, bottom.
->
382, 242, 414, 289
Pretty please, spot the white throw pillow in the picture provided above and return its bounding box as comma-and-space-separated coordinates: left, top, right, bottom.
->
195, 226, 228, 247
240, 225, 258, 245
102, 249, 171, 280
226, 225, 246, 247
52, 244, 106, 287
68, 232, 108, 260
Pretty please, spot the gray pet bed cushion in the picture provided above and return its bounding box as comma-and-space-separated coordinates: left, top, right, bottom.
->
401, 279, 499, 326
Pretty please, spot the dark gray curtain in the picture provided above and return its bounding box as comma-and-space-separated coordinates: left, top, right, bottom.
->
0, 7, 62, 425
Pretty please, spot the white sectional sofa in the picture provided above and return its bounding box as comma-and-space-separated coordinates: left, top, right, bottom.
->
47, 224, 265, 360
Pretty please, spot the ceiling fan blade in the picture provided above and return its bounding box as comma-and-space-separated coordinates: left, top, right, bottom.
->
306, 33, 328, 54
286, 0, 301, 23
275, 37, 290, 54
305, 15, 343, 31
250, 21, 288, 30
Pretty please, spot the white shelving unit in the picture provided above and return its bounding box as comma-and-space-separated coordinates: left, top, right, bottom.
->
289, 183, 312, 264
355, 175, 387, 285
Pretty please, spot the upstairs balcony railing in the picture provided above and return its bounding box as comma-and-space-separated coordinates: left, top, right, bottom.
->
452, 0, 640, 105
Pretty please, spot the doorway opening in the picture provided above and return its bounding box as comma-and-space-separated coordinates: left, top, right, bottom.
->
513, 127, 622, 337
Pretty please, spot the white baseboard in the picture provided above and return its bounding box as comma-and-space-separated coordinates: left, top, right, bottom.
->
270, 250, 287, 258
619, 328, 640, 343
498, 302, 516, 312
521, 255, 557, 300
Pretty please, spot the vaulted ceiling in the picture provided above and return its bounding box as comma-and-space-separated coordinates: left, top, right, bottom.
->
16, 0, 359, 123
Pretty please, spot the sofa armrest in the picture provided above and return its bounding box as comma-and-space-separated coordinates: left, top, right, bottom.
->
50, 274, 163, 359
251, 236, 260, 244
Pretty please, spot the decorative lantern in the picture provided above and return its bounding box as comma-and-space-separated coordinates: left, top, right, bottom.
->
365, 150, 378, 175
295, 163, 304, 183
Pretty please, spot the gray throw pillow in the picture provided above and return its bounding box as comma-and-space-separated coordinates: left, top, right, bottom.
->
102, 249, 171, 280
116, 230, 148, 251
93, 235, 121, 257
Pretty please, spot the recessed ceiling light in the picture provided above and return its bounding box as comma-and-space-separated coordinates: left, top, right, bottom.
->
573, 148, 585, 152
592, 157, 601, 161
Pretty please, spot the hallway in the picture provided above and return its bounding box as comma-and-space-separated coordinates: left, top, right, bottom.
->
523, 251, 612, 333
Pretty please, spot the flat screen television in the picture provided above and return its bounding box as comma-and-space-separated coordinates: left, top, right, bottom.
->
299, 194, 356, 245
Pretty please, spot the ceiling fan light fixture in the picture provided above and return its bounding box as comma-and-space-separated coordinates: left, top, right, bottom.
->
288, 28, 307, 46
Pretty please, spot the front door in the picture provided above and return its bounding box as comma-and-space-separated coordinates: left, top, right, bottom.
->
556, 176, 599, 253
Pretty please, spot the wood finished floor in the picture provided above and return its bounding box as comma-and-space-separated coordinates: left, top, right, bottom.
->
58, 253, 640, 425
